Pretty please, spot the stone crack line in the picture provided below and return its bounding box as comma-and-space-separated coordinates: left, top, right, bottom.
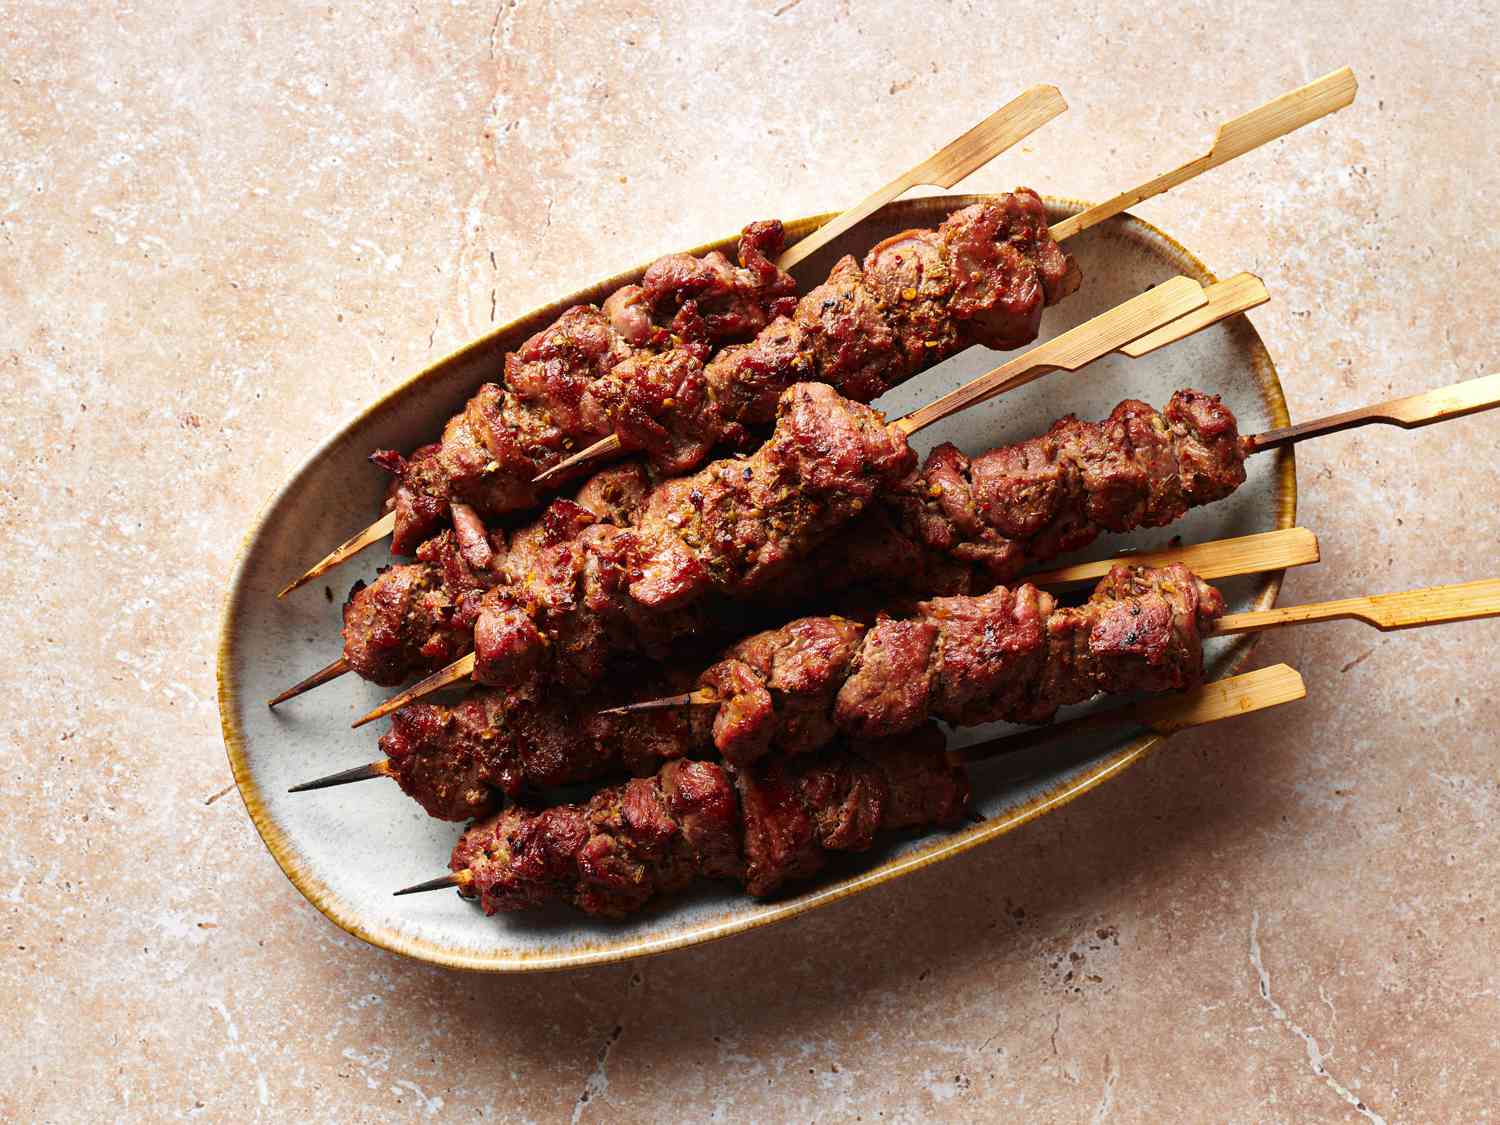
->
1089, 1051, 1119, 1123
1249, 911, 1386, 1124
571, 966, 646, 1123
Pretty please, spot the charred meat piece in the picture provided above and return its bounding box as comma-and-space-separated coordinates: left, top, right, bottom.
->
885, 390, 1250, 585
700, 189, 1081, 436
467, 382, 915, 691
345, 390, 1245, 695
378, 672, 704, 821
375, 222, 797, 549
694, 564, 1225, 764
338, 462, 651, 687
378, 192, 1079, 550
450, 727, 968, 918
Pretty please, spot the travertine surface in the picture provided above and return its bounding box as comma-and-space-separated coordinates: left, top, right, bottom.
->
3, 1, 1498, 1120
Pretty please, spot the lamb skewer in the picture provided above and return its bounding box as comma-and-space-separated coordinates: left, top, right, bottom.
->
537, 68, 1358, 485
279, 87, 1070, 594
288, 528, 1317, 820
617, 572, 1500, 762
392, 664, 1306, 918
345, 280, 1212, 724
284, 68, 1357, 595
270, 368, 1500, 710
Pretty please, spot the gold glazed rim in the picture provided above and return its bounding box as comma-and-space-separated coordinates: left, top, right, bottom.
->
216, 195, 1297, 972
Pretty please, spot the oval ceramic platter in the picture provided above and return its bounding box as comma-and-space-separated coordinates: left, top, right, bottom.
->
218, 195, 1295, 971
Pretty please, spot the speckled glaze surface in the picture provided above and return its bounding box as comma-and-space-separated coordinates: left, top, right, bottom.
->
218, 196, 1294, 971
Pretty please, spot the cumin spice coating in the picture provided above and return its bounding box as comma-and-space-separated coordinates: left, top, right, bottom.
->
694, 563, 1225, 766
377, 671, 702, 822
448, 725, 968, 917
376, 190, 1077, 552
376, 221, 798, 553
340, 389, 1246, 691
466, 382, 914, 691
376, 563, 1220, 824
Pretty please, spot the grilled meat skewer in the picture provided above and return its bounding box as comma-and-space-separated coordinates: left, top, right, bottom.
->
377, 221, 802, 556
358, 383, 1240, 711
306, 384, 1241, 698
335, 192, 1078, 568
292, 371, 1500, 707
425, 726, 969, 917
667, 563, 1223, 765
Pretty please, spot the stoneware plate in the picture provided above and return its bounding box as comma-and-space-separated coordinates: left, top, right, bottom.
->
218, 196, 1295, 971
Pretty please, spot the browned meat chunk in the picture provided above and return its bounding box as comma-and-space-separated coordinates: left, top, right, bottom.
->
450, 728, 968, 917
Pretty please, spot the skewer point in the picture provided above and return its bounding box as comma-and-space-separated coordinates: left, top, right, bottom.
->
394, 872, 469, 897
288, 760, 391, 793
599, 690, 714, 716
268, 657, 351, 707
353, 654, 476, 727
278, 512, 397, 598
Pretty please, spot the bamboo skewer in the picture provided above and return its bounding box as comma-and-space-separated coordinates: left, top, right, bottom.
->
776, 85, 1068, 272
391, 663, 1308, 899
278, 512, 396, 599
896, 275, 1208, 436
286, 759, 393, 792
606, 574, 1500, 717
278, 91, 1066, 598
348, 280, 1225, 727
348, 368, 1500, 723
538, 68, 1357, 485
1047, 67, 1358, 242
952, 662, 1307, 762
1021, 526, 1319, 589
291, 527, 1318, 793
1245, 371, 1500, 452
267, 656, 351, 708
1212, 578, 1500, 636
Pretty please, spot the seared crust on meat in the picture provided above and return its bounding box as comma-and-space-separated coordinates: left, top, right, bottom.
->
378, 669, 704, 821
377, 223, 798, 548
451, 728, 968, 917
691, 565, 1226, 763
466, 382, 914, 691
380, 193, 1079, 548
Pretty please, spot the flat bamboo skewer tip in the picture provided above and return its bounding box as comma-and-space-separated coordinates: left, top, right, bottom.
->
777, 84, 1068, 272
895, 275, 1207, 436
1214, 577, 1500, 636
1246, 371, 1500, 452
1049, 67, 1358, 242
1023, 526, 1319, 589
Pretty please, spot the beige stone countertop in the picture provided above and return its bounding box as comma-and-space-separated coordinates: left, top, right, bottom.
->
4, 2, 1498, 1120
